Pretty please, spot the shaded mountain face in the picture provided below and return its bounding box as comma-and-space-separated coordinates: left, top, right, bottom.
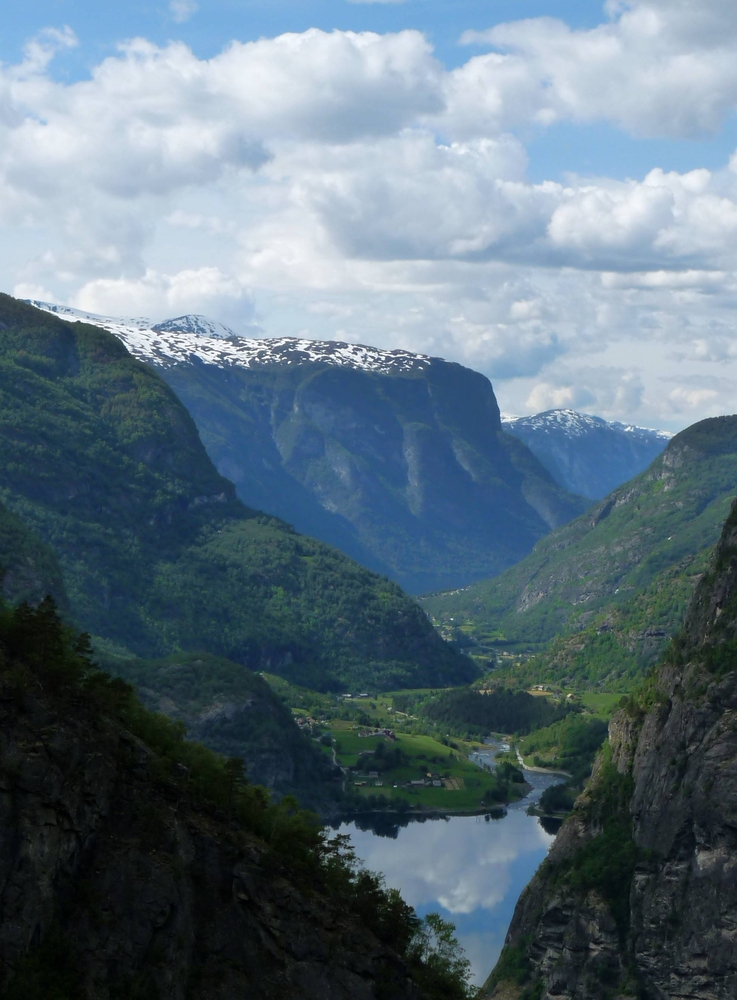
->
484, 498, 737, 1000
424, 416, 737, 689
0, 621, 428, 1000
27, 301, 587, 595
0, 501, 67, 608
0, 296, 472, 692
503, 408, 671, 500
109, 651, 344, 815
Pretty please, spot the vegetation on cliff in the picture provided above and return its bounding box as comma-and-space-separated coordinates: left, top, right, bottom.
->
425, 416, 737, 690
485, 494, 737, 1000
0, 594, 476, 1000
0, 295, 473, 692
161, 354, 587, 595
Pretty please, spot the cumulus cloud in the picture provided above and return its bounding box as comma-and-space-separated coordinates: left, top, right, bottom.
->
526, 368, 644, 416
70, 266, 250, 321
3, 10, 737, 428
451, 0, 737, 139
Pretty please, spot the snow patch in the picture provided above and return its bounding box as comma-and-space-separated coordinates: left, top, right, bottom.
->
26, 300, 434, 375
502, 408, 672, 442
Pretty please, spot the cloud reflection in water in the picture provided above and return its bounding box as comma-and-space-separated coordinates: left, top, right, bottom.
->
339, 811, 555, 983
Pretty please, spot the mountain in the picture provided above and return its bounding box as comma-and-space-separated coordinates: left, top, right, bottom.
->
0, 295, 472, 692
0, 500, 67, 608
108, 650, 344, 814
0, 599, 462, 1000
27, 301, 588, 594
423, 416, 737, 690
502, 408, 671, 500
484, 496, 737, 1000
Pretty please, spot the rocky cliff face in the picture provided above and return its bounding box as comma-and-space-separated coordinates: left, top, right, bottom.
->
0, 668, 423, 999
159, 357, 587, 594
484, 502, 737, 999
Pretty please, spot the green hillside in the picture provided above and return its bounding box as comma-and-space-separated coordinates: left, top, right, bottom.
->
423, 416, 737, 689
106, 650, 343, 812
0, 295, 473, 692
0, 501, 67, 608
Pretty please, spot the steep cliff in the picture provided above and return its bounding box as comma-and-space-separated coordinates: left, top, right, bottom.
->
484, 498, 737, 999
0, 601, 470, 1000
159, 357, 587, 594
27, 299, 587, 595
110, 651, 344, 814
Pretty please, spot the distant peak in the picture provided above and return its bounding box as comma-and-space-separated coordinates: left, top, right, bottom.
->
503, 408, 671, 441
151, 315, 237, 340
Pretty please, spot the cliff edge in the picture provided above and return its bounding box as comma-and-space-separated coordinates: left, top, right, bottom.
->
484, 500, 737, 999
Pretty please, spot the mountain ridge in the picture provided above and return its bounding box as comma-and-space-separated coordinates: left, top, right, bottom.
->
484, 495, 737, 999
26, 300, 589, 594
0, 294, 471, 692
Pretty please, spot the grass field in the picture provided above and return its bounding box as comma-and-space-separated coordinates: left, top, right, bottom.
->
579, 692, 622, 717
326, 724, 526, 811
267, 679, 545, 811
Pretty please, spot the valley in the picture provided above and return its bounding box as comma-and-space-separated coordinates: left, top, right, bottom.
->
1, 295, 736, 999
425, 415, 737, 691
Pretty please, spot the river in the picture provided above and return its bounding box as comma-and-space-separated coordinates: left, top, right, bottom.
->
336, 740, 563, 986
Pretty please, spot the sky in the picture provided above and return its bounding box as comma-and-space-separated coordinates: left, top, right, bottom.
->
3, 1, 737, 430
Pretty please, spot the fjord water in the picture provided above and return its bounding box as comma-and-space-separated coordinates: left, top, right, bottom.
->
338, 757, 562, 984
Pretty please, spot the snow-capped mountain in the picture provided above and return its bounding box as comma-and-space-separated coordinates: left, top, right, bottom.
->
25, 301, 433, 375
503, 408, 672, 499
25, 298, 587, 594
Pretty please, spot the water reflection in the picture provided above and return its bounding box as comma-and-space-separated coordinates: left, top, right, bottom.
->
338, 745, 563, 984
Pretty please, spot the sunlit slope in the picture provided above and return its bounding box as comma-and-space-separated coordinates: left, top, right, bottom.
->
0, 295, 473, 691
423, 416, 737, 688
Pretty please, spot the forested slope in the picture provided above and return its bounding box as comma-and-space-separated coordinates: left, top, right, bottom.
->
425, 416, 737, 688
0, 296, 472, 692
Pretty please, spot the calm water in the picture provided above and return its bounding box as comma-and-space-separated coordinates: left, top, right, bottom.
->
337, 742, 562, 985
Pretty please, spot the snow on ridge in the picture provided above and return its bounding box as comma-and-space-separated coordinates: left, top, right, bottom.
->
503, 408, 671, 440
152, 315, 238, 340
24, 300, 434, 374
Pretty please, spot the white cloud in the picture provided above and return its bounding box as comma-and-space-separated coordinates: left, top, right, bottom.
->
169, 0, 198, 23
3, 13, 737, 428
70, 266, 250, 321
451, 0, 737, 139
526, 368, 644, 416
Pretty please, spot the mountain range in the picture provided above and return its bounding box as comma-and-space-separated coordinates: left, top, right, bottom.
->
28, 301, 588, 594
0, 295, 470, 695
502, 408, 671, 499
425, 416, 737, 690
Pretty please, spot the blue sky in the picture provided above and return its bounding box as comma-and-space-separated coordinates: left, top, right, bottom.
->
5, 0, 734, 182
3, 0, 737, 428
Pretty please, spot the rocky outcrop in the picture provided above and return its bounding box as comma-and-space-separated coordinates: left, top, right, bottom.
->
484, 501, 737, 999
0, 677, 422, 999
